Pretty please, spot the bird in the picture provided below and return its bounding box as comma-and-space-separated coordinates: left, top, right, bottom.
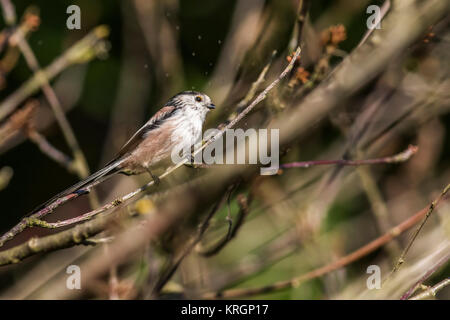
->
32, 91, 216, 213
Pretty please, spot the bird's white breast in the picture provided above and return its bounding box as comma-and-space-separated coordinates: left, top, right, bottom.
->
170, 107, 206, 150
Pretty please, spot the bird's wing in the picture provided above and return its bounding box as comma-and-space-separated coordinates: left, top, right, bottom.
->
108, 105, 179, 163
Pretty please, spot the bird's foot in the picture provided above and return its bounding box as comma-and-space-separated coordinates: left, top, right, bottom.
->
147, 170, 160, 186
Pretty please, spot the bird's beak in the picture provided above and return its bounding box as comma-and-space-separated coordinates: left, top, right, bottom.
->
207, 103, 216, 110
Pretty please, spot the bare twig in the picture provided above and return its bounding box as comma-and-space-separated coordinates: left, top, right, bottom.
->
11, 100, 75, 171
26, 127, 74, 173
280, 145, 418, 169
0, 0, 15, 26
0, 99, 36, 146
385, 183, 450, 283
0, 166, 13, 191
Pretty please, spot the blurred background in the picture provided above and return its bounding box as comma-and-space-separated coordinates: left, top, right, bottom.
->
0, 0, 448, 299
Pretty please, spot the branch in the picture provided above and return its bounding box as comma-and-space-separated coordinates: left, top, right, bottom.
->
280, 145, 418, 169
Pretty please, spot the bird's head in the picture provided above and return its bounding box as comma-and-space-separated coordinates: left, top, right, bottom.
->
166, 91, 216, 116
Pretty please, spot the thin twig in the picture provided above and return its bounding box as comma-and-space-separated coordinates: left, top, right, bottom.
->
385, 183, 450, 284
280, 145, 418, 169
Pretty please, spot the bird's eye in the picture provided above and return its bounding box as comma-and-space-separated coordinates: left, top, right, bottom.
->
195, 96, 203, 102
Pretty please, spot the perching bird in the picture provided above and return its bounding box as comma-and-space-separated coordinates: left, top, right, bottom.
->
33, 91, 215, 213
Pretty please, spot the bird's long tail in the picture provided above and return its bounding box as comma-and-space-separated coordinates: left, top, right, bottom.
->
31, 159, 124, 214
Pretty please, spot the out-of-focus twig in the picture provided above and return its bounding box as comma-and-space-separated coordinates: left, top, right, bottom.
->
4, 100, 74, 172
0, 99, 36, 146
0, 166, 13, 191
0, 0, 15, 26
26, 127, 74, 173
0, 25, 109, 121
288, 0, 310, 51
